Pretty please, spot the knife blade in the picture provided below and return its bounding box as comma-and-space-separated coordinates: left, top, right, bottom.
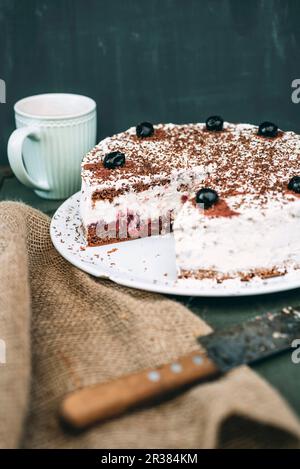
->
198, 306, 300, 372
61, 306, 300, 429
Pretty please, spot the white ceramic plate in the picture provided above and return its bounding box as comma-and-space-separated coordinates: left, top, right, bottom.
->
50, 192, 300, 297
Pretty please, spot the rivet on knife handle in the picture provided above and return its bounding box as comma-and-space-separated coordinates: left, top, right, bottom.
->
60, 351, 218, 429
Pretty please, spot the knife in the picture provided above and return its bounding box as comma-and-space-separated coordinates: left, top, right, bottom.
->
60, 306, 300, 429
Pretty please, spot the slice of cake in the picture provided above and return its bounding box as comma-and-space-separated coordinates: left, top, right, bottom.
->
80, 122, 214, 246
80, 118, 300, 281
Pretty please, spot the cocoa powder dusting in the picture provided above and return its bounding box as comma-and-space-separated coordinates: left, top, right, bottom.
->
204, 199, 240, 218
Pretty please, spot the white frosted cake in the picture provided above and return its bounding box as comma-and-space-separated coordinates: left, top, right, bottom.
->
80, 118, 300, 281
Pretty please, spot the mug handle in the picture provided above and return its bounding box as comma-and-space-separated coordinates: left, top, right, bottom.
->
7, 126, 50, 190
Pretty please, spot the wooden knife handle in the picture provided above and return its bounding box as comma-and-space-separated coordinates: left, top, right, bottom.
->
60, 351, 218, 429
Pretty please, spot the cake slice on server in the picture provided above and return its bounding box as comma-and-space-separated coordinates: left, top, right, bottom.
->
80, 117, 300, 281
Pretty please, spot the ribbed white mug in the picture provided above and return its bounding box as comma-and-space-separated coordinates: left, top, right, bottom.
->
7, 93, 97, 199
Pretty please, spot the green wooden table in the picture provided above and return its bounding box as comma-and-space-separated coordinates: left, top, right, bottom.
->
1, 167, 299, 419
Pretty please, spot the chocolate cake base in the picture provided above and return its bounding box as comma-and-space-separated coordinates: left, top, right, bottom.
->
179, 267, 288, 283
86, 214, 174, 247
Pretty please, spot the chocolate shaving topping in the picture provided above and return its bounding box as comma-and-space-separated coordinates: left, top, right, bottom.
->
82, 122, 300, 205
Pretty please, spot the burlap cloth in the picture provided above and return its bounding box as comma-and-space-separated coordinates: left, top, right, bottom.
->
0, 201, 300, 449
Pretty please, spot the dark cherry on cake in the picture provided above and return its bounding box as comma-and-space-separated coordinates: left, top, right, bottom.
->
136, 122, 154, 138
205, 115, 224, 132
103, 151, 126, 169
196, 188, 219, 209
258, 121, 278, 138
288, 176, 300, 194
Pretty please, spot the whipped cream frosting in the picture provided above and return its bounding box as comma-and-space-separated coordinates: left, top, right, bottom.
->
173, 193, 300, 276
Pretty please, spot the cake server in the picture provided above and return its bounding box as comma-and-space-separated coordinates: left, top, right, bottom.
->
60, 306, 300, 429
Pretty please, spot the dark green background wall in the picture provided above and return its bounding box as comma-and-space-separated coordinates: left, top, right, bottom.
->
0, 0, 300, 165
